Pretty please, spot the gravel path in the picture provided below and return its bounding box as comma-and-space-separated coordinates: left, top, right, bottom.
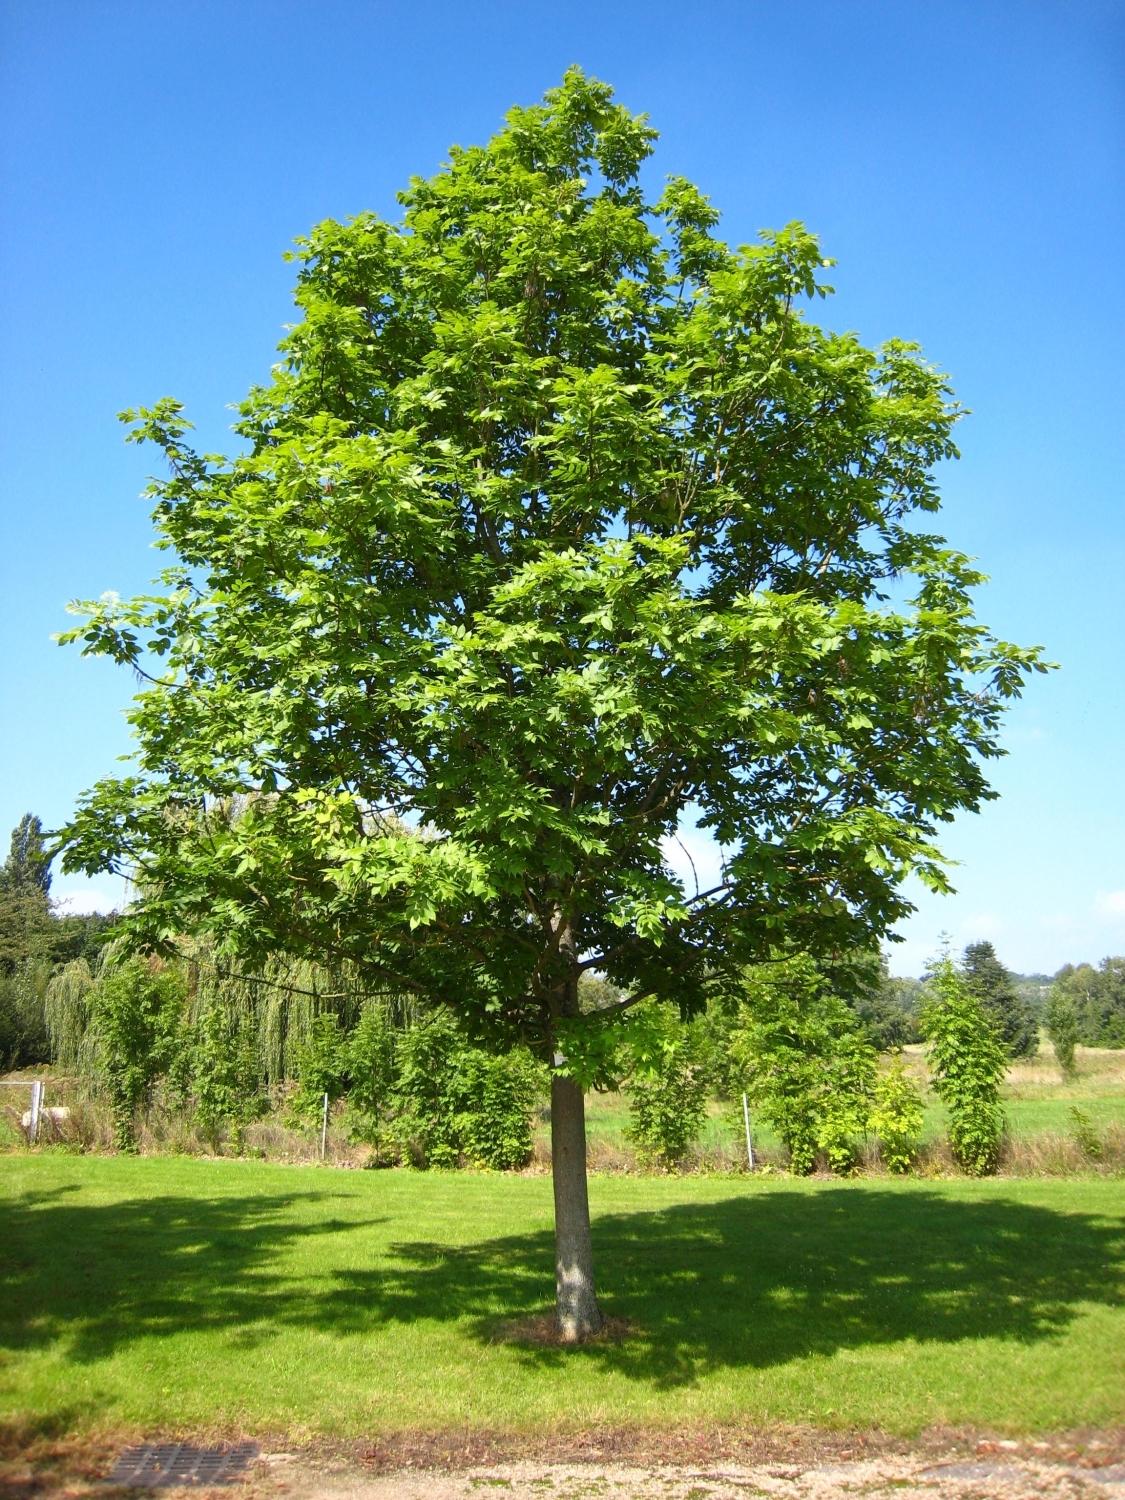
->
5, 1429, 1124, 1498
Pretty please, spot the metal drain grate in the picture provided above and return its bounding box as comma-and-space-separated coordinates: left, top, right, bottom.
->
105, 1441, 259, 1488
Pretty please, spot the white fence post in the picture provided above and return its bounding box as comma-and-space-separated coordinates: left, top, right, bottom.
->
29, 1080, 43, 1145
741, 1091, 754, 1170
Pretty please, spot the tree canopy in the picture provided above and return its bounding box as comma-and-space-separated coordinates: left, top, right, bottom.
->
962, 939, 1038, 1058
58, 69, 1047, 1336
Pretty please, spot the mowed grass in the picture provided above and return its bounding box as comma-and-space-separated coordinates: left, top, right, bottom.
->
2, 1156, 1123, 1439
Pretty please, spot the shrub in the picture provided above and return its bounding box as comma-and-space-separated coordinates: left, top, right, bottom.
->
457, 1048, 543, 1170
1046, 988, 1079, 1078
1069, 1106, 1103, 1161
625, 1011, 709, 1170
731, 956, 876, 1175
192, 1002, 263, 1151
0, 959, 52, 1069
289, 1011, 348, 1126
343, 1000, 399, 1151
390, 1010, 466, 1166
88, 958, 188, 1151
869, 1060, 925, 1173
390, 1011, 543, 1169
921, 959, 1007, 1176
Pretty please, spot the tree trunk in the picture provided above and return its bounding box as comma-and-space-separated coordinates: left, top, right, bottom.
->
550, 1068, 604, 1341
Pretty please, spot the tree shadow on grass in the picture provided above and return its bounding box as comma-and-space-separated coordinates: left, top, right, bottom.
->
329, 1188, 1125, 1388
1, 1180, 1122, 1393
0, 1183, 372, 1365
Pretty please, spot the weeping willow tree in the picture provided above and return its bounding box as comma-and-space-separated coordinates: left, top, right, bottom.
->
45, 958, 96, 1073
189, 942, 417, 1086
45, 934, 416, 1090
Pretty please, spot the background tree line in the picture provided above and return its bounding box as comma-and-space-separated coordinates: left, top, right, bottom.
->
4, 808, 1123, 1181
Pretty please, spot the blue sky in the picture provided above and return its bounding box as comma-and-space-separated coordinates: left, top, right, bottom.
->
1, 0, 1121, 976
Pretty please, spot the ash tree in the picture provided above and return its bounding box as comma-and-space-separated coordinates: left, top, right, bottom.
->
59, 71, 1046, 1339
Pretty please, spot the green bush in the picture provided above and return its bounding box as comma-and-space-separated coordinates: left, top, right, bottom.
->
869, 1060, 924, 1173
731, 956, 876, 1175
1069, 1106, 1102, 1161
922, 959, 1007, 1176
625, 1012, 709, 1170
0, 959, 51, 1070
457, 1048, 543, 1170
390, 1011, 543, 1169
1046, 988, 1079, 1077
290, 1011, 348, 1126
192, 1003, 263, 1150
88, 958, 188, 1151
390, 1010, 465, 1166
343, 1000, 399, 1152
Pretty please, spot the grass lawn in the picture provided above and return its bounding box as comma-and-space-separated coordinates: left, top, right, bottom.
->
2, 1155, 1123, 1440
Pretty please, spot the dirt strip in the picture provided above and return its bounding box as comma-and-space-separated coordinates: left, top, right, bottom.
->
2, 1427, 1123, 1500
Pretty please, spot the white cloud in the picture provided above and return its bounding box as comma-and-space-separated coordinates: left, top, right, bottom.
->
1095, 890, 1125, 919
52, 880, 125, 916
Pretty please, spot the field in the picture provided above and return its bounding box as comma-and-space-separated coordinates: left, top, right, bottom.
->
580, 1044, 1125, 1165
2, 1155, 1123, 1444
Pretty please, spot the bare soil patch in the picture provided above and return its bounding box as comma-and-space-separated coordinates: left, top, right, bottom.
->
3, 1426, 1124, 1500
493, 1314, 635, 1347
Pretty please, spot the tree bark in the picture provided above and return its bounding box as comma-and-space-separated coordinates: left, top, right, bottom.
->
550, 1068, 604, 1341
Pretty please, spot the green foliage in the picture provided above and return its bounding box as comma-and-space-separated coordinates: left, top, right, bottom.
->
342, 1000, 398, 1149
624, 1006, 709, 1169
59, 69, 1047, 1087
390, 1010, 466, 1166
192, 1003, 263, 1150
389, 1011, 543, 1169
730, 956, 876, 1174
44, 958, 96, 1072
0, 813, 116, 1068
826, 949, 918, 1051
922, 959, 1007, 1176
87, 959, 188, 1150
962, 940, 1038, 1059
2, 814, 52, 898
1068, 1106, 1103, 1161
1051, 958, 1125, 1048
869, 1060, 925, 1173
1046, 987, 1079, 1077
455, 1047, 543, 1171
0, 819, 52, 982
0, 959, 51, 1069
290, 1011, 348, 1125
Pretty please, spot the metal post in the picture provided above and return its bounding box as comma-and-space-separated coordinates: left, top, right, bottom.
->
29, 1080, 43, 1145
320, 1091, 329, 1160
741, 1091, 754, 1170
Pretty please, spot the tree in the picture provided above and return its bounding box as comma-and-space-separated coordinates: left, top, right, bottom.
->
2, 814, 52, 899
0, 814, 53, 976
1052, 958, 1125, 1047
869, 1059, 924, 1173
826, 947, 917, 1051
625, 1003, 709, 1170
961, 940, 1037, 1058
731, 955, 876, 1174
1044, 986, 1078, 1077
59, 71, 1047, 1338
922, 958, 1007, 1175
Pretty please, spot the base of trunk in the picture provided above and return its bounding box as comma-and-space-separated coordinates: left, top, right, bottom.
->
550, 1071, 604, 1342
